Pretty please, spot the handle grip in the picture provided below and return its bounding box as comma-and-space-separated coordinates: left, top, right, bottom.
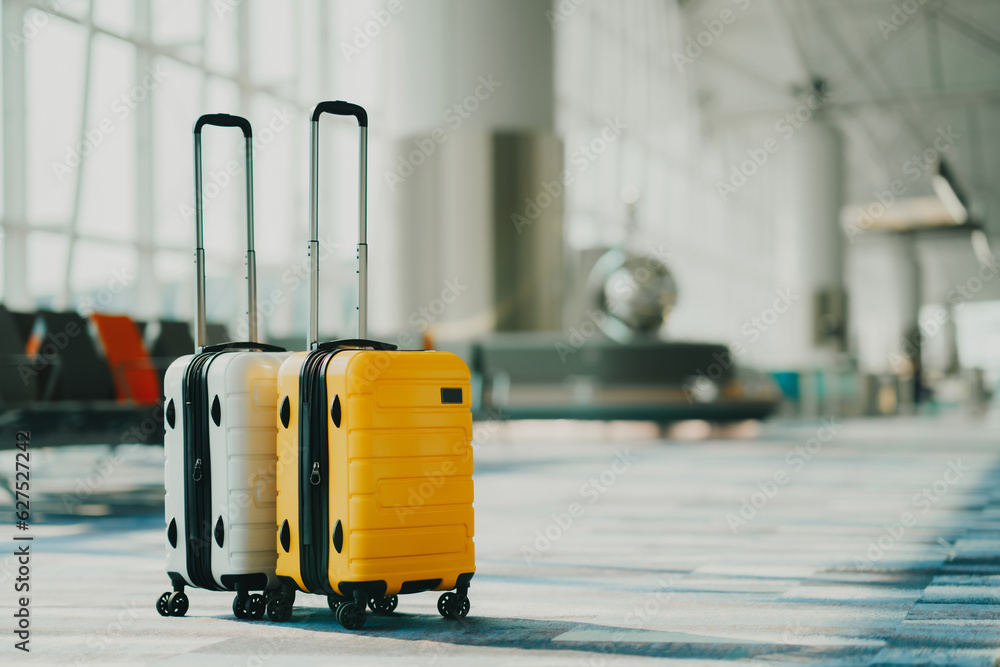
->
193, 113, 258, 351
316, 339, 397, 352
309, 101, 369, 349
311, 101, 368, 126
194, 113, 253, 138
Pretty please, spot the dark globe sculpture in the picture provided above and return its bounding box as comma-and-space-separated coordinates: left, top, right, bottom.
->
587, 247, 678, 343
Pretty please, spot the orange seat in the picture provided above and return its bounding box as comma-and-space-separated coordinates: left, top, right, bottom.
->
90, 314, 160, 405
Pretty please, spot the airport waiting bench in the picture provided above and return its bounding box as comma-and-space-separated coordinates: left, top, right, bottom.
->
0, 307, 230, 449
459, 336, 782, 423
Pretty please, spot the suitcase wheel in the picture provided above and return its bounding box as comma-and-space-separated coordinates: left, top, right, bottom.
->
336, 601, 366, 630
156, 592, 171, 617
233, 595, 247, 620
233, 593, 267, 621
367, 594, 398, 615
266, 592, 293, 623
437, 592, 470, 620
327, 593, 348, 613
246, 594, 266, 620
165, 591, 189, 617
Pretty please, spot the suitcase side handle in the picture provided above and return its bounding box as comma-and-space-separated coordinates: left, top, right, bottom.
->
316, 338, 397, 352
193, 113, 259, 352
308, 101, 369, 350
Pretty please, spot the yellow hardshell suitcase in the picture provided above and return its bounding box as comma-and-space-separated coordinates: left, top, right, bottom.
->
268, 102, 475, 629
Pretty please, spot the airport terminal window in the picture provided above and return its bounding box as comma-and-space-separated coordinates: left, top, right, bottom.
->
3, 0, 315, 330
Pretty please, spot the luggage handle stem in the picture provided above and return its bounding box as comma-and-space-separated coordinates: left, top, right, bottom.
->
193, 113, 257, 351
309, 101, 368, 350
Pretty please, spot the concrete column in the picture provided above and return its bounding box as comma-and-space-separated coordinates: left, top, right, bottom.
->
851, 233, 921, 377
784, 110, 846, 369
385, 0, 560, 342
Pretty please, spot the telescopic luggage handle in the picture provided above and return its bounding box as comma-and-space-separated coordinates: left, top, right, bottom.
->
309, 101, 369, 350
193, 113, 258, 352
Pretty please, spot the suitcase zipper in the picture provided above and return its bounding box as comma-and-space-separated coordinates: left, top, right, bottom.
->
182, 352, 220, 591
298, 350, 336, 594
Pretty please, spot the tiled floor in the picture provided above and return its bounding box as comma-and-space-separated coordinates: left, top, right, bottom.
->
1, 416, 999, 665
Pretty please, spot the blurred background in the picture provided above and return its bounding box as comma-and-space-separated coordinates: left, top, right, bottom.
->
4, 4, 1000, 658
1, 0, 1000, 454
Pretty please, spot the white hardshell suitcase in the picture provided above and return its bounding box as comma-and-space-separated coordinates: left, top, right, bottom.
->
157, 113, 289, 621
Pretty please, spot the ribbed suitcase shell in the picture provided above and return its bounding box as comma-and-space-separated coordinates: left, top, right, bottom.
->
164, 350, 288, 591
274, 348, 475, 597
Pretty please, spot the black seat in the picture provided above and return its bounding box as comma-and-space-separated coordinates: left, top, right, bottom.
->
148, 320, 194, 359
8, 310, 36, 346
31, 311, 115, 401
205, 322, 230, 346
146, 320, 194, 391
0, 305, 37, 403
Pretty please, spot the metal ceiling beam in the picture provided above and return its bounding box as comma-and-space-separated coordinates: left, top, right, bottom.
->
704, 83, 1000, 121
696, 47, 795, 98
764, 0, 815, 85
927, 9, 946, 93
810, 3, 934, 157
936, 5, 1000, 59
